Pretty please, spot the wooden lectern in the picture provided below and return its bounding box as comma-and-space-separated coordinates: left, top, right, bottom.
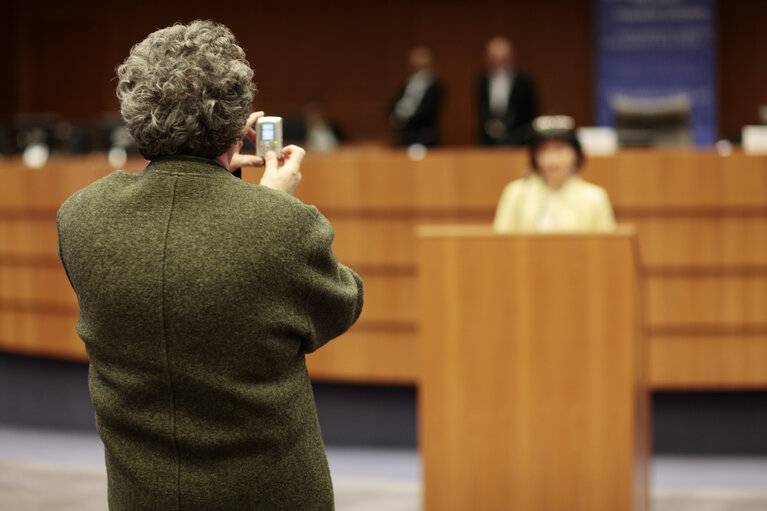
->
417, 225, 648, 511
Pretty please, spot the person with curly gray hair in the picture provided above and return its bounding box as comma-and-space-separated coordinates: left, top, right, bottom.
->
56, 20, 363, 511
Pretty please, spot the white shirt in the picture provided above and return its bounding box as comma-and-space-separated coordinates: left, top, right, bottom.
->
394, 70, 434, 121
307, 123, 338, 153
488, 70, 515, 117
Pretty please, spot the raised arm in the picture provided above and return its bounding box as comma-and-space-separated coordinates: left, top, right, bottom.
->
299, 209, 364, 353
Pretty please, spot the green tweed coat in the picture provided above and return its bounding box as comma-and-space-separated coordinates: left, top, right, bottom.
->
56, 156, 364, 511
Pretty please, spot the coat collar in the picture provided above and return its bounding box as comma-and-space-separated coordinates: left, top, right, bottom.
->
146, 155, 231, 176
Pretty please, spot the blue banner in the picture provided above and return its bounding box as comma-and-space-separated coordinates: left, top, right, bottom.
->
596, 0, 717, 146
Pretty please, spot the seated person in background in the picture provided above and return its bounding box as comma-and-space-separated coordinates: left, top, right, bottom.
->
493, 115, 616, 232
389, 46, 444, 147
304, 98, 341, 153
282, 99, 343, 154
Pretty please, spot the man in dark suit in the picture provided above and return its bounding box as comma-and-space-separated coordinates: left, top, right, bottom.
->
390, 46, 444, 147
478, 36, 538, 146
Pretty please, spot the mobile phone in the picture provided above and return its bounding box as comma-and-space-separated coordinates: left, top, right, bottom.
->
256, 116, 283, 158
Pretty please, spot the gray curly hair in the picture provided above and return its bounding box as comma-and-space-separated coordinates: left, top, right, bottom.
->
116, 20, 255, 160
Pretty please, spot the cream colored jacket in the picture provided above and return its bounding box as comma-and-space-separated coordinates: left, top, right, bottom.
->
493, 173, 616, 232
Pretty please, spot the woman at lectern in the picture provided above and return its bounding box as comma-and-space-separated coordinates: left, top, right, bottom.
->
493, 115, 616, 232
56, 21, 363, 511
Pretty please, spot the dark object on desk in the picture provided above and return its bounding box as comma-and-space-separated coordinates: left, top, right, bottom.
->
612, 93, 692, 147
59, 122, 94, 154
12, 113, 57, 153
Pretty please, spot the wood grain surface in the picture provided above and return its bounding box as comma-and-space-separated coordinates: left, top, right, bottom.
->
417, 227, 648, 511
1, 148, 766, 388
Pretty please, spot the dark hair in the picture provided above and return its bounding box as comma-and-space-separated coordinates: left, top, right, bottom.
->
528, 117, 584, 172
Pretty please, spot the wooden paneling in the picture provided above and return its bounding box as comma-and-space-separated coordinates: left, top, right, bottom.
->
285, 148, 525, 210
330, 217, 484, 268
719, 0, 767, 139
0, 156, 140, 361
324, 215, 767, 270
2, 1, 767, 143
417, 228, 648, 511
352, 273, 417, 324
0, 1, 597, 144
3, 149, 767, 389
302, 150, 767, 389
0, 219, 59, 256
650, 336, 767, 389
0, 265, 72, 303
0, 309, 81, 360
588, 152, 767, 208
330, 218, 419, 267
0, 2, 14, 122
629, 217, 767, 267
647, 275, 767, 329
305, 329, 417, 384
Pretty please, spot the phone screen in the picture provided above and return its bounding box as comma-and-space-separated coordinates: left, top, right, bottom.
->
261, 123, 275, 141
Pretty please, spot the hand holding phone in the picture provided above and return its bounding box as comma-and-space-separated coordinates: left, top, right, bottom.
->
256, 117, 283, 158
228, 111, 266, 173
260, 145, 305, 196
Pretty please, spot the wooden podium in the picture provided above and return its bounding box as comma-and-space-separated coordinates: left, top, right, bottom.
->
417, 226, 648, 511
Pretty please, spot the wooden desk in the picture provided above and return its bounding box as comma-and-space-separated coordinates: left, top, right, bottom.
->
417, 226, 648, 511
2, 148, 767, 388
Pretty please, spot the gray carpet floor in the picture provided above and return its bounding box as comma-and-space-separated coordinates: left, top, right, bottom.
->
2, 426, 767, 510
0, 461, 424, 511
3, 459, 767, 511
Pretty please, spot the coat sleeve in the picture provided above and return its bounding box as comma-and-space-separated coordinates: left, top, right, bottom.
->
300, 207, 364, 353
56, 205, 76, 290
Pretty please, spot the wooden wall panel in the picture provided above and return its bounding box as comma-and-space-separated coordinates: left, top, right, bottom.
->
305, 329, 418, 384
2, 0, 594, 145
329, 215, 767, 276
329, 219, 418, 268
0, 265, 71, 304
646, 276, 767, 329
327, 214, 767, 272
718, 0, 767, 139
0, 219, 60, 256
0, 309, 82, 360
587, 152, 767, 209
629, 217, 767, 268
2, 1, 767, 144
650, 336, 767, 389
0, 2, 14, 122
330, 217, 485, 268
3, 150, 767, 389
288, 148, 525, 210
353, 273, 417, 325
